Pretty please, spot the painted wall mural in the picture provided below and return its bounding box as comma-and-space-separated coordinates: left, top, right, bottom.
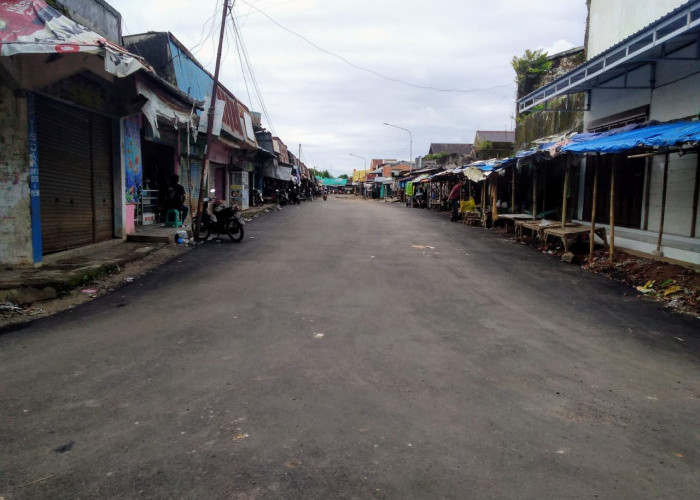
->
122, 114, 142, 202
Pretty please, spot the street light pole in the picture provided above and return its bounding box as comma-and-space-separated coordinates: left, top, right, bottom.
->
348, 153, 366, 169
348, 153, 366, 197
383, 122, 412, 171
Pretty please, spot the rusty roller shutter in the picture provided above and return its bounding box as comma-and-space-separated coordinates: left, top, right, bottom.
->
37, 96, 93, 253
90, 114, 114, 242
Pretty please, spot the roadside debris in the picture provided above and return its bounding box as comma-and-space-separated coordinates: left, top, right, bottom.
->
0, 303, 45, 317
583, 251, 699, 315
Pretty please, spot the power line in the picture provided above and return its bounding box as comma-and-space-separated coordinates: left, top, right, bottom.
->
238, 0, 513, 94
230, 5, 277, 136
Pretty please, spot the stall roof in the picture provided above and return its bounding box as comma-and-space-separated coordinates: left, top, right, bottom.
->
0, 0, 146, 77
321, 177, 349, 186
562, 121, 700, 154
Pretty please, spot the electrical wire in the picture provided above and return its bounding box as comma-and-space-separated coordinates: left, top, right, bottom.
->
230, 5, 277, 136
238, 0, 513, 94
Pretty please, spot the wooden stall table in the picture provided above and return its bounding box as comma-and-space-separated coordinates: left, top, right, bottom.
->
543, 225, 608, 253
515, 220, 581, 240
497, 213, 536, 234
461, 211, 481, 226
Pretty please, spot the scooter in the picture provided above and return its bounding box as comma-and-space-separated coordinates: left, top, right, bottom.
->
252, 188, 264, 207
193, 191, 245, 243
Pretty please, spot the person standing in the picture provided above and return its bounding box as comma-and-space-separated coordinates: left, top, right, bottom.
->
448, 180, 461, 222
168, 174, 188, 223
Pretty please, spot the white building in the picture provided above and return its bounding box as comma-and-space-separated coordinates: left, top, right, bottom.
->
518, 0, 700, 264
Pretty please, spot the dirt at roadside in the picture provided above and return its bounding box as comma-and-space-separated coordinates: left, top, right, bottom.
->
505, 227, 700, 316
0, 245, 190, 330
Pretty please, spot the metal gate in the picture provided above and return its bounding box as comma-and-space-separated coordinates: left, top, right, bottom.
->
37, 96, 114, 253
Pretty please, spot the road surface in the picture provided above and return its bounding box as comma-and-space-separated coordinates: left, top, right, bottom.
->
1, 196, 699, 499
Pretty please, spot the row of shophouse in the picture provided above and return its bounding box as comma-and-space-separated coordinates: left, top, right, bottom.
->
0, 0, 316, 268
367, 0, 700, 266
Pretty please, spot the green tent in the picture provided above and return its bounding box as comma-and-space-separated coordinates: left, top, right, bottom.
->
321, 178, 348, 186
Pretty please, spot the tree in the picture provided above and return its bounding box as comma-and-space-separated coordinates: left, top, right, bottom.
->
511, 49, 552, 97
339, 174, 348, 179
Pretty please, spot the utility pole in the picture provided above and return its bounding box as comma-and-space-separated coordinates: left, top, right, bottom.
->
194, 0, 229, 240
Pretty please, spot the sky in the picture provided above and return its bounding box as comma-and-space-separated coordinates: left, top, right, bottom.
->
110, 0, 589, 176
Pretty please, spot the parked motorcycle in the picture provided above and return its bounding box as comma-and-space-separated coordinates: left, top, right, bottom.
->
193, 191, 244, 243
276, 189, 289, 206
252, 188, 264, 207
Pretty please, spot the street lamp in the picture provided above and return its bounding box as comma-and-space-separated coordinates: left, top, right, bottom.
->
383, 122, 412, 171
348, 153, 366, 169
349, 153, 366, 197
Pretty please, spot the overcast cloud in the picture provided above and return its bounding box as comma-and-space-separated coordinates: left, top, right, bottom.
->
111, 0, 588, 175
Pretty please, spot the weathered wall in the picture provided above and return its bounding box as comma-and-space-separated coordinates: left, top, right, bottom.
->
588, 0, 687, 58
515, 94, 585, 150
0, 86, 32, 266
55, 0, 122, 45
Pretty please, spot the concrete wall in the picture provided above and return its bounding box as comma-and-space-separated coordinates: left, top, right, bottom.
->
0, 86, 32, 266
587, 0, 687, 58
56, 0, 122, 45
646, 153, 699, 237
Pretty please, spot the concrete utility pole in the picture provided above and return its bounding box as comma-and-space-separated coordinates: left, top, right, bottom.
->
194, 0, 229, 240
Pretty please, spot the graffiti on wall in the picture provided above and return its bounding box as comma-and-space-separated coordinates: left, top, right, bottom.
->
122, 114, 142, 202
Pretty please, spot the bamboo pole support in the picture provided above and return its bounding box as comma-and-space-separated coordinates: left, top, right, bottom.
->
561, 155, 571, 228
691, 152, 699, 238
609, 156, 615, 263
656, 152, 670, 253
511, 166, 516, 214
481, 181, 487, 227
532, 165, 537, 220
589, 157, 599, 259
492, 175, 498, 221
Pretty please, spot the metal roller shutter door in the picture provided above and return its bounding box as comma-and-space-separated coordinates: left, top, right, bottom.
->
37, 96, 93, 253
37, 96, 115, 253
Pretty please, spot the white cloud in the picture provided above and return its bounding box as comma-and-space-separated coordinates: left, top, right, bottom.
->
111, 0, 588, 175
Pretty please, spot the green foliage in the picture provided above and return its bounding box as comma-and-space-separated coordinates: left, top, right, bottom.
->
338, 174, 349, 179
511, 49, 552, 96
424, 153, 448, 161
310, 168, 332, 178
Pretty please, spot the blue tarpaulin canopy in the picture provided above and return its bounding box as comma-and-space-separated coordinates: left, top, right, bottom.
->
562, 121, 700, 154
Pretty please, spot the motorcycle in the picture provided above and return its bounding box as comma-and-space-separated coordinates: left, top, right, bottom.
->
193, 192, 245, 243
276, 189, 289, 206
252, 188, 264, 207
322, 191, 328, 201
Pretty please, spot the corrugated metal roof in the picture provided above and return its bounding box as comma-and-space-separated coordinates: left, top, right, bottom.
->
475, 131, 515, 144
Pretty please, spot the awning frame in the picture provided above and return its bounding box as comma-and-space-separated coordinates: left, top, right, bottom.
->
517, 1, 700, 114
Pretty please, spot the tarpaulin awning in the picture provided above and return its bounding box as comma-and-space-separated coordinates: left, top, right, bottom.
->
0, 0, 146, 77
562, 121, 700, 154
321, 177, 348, 186
262, 163, 293, 181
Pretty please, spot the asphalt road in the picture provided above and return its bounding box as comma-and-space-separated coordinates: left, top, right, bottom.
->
1, 196, 699, 499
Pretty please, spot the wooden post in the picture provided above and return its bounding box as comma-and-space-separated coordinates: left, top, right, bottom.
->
532, 165, 537, 220
691, 153, 699, 238
589, 156, 599, 259
643, 159, 652, 230
481, 181, 487, 226
656, 152, 670, 253
511, 166, 516, 214
609, 156, 615, 263
492, 174, 498, 221
194, 0, 229, 240
561, 155, 571, 228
